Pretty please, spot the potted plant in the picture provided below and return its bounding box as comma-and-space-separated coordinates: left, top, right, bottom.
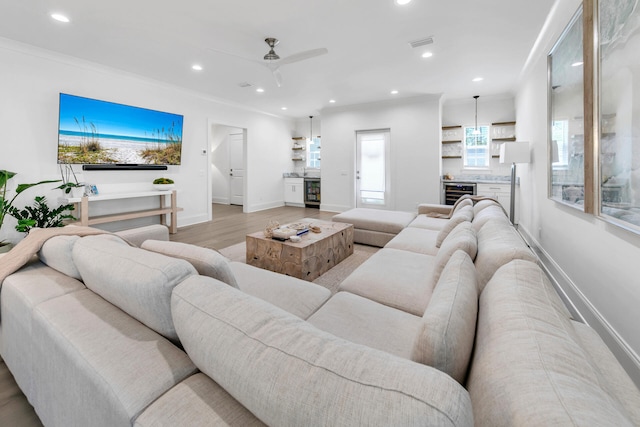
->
0, 169, 60, 252
56, 164, 84, 197
9, 195, 76, 233
153, 177, 175, 190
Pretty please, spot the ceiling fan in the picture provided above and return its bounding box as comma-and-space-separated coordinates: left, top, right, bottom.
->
261, 38, 328, 87
204, 37, 328, 87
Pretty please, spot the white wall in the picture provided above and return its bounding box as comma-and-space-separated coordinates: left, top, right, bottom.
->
515, 0, 640, 381
320, 95, 441, 212
0, 38, 294, 243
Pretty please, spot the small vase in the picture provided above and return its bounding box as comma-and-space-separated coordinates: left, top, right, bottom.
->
0, 243, 13, 254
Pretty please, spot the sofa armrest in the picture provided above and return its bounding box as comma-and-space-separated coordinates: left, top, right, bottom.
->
417, 203, 451, 215
115, 225, 169, 247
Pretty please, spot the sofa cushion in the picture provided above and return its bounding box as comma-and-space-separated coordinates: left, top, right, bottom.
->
474, 218, 537, 292
134, 373, 265, 426
229, 261, 330, 319
31, 289, 197, 427
115, 224, 169, 247
467, 259, 639, 426
141, 240, 238, 288
332, 208, 416, 234
384, 227, 439, 255
172, 275, 474, 426
411, 250, 478, 384
38, 235, 82, 280
436, 205, 473, 247
339, 248, 437, 316
72, 235, 197, 341
430, 221, 477, 287
471, 204, 510, 232
307, 291, 422, 359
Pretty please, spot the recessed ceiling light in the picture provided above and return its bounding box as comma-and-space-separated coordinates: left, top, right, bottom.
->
51, 13, 70, 23
281, 107, 287, 110
472, 77, 484, 82
329, 99, 336, 103
191, 64, 203, 71
391, 90, 399, 95
395, 0, 412, 5
256, 88, 264, 93
572, 61, 584, 67
421, 52, 433, 58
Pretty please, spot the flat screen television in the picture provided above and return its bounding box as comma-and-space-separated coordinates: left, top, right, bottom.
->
57, 93, 184, 166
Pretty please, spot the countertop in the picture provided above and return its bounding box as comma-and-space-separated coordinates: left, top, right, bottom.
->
441, 175, 516, 185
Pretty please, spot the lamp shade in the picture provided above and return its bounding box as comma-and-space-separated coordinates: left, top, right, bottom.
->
499, 142, 530, 164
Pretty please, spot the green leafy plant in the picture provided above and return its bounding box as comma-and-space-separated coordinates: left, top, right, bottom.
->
153, 177, 174, 184
1, 170, 60, 246
9, 196, 76, 233
55, 164, 84, 194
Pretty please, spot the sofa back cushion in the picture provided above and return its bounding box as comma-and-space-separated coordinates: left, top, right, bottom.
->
436, 205, 473, 248
474, 219, 537, 292
172, 275, 474, 426
141, 240, 238, 288
38, 235, 83, 280
467, 259, 640, 426
431, 222, 477, 288
471, 204, 509, 232
72, 235, 197, 341
411, 250, 478, 383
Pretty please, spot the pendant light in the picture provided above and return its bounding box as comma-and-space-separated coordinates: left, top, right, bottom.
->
309, 115, 314, 142
473, 95, 481, 135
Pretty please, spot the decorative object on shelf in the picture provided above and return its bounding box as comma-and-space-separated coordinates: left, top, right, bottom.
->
56, 164, 84, 196
153, 177, 175, 190
500, 142, 530, 224
9, 195, 75, 233
263, 220, 280, 238
0, 169, 60, 250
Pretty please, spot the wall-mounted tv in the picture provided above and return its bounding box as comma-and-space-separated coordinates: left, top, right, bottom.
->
57, 93, 184, 166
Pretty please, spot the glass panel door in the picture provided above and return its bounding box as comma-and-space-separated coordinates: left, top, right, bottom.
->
356, 130, 390, 209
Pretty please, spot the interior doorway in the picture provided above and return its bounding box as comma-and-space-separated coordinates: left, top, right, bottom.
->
355, 129, 391, 209
210, 124, 246, 210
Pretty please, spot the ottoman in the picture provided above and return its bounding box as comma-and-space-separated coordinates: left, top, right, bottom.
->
332, 208, 417, 247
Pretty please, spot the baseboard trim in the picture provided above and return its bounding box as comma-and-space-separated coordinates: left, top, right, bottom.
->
320, 203, 352, 213
518, 225, 640, 389
212, 197, 229, 204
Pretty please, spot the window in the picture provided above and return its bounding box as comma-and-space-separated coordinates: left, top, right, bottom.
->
463, 125, 490, 168
306, 137, 321, 168
551, 119, 569, 168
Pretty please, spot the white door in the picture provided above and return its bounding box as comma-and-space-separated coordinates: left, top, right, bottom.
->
356, 129, 391, 209
229, 132, 244, 206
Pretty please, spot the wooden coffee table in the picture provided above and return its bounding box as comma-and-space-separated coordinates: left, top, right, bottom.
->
246, 218, 354, 281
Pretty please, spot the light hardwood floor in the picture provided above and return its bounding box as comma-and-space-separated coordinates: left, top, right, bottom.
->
171, 203, 336, 250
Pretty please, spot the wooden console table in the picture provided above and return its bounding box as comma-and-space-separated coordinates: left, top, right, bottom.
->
66, 190, 181, 234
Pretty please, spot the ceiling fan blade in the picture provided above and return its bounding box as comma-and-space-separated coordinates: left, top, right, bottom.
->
272, 67, 283, 87
278, 48, 328, 65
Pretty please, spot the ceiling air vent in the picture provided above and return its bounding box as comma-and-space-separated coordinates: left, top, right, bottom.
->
238, 82, 253, 88
408, 36, 434, 48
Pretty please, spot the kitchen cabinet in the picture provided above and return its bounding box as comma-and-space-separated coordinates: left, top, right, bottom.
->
477, 183, 513, 219
284, 178, 304, 206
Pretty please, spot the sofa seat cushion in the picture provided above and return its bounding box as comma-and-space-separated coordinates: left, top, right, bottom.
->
339, 248, 437, 316
332, 208, 416, 234
172, 275, 474, 426
467, 260, 639, 426
141, 240, 239, 288
229, 262, 331, 320
0, 261, 86, 399
412, 250, 478, 384
308, 291, 422, 359
384, 227, 439, 255
474, 219, 537, 292
134, 373, 266, 426
31, 289, 197, 427
72, 235, 197, 341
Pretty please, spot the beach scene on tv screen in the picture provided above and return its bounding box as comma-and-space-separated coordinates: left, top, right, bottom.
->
57, 93, 183, 165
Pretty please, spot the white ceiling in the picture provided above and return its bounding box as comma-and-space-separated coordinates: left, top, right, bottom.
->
0, 0, 556, 118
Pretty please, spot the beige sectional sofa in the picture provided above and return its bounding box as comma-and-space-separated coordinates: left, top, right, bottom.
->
2, 197, 640, 426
